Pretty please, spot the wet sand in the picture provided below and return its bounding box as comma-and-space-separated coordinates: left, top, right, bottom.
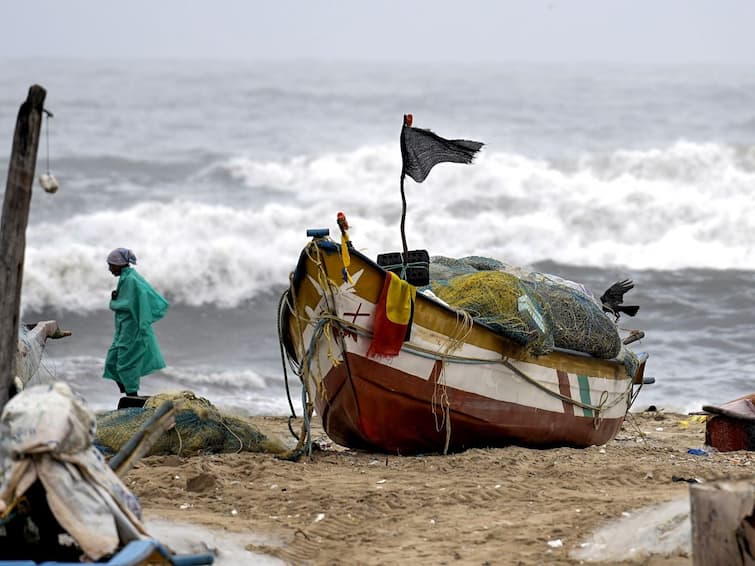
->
125, 411, 755, 565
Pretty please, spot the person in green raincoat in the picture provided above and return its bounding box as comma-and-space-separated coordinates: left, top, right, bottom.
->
103, 248, 169, 396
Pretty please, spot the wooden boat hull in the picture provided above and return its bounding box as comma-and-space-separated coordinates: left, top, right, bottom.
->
281, 236, 647, 454
319, 353, 626, 453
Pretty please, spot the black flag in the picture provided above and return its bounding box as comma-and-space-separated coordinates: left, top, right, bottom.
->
400, 114, 484, 183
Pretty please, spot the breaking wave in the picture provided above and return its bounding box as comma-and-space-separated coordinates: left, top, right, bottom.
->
20, 140, 755, 313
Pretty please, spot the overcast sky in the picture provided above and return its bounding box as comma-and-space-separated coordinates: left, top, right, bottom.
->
1, 1, 754, 64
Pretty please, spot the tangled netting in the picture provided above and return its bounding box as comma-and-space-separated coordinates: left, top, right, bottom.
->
432, 270, 555, 356
95, 391, 286, 457
427, 256, 622, 360
522, 274, 621, 359
15, 328, 48, 385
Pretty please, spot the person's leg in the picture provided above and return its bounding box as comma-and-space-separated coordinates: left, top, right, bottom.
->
116, 381, 126, 394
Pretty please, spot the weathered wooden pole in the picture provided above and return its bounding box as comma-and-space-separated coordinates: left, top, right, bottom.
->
690, 480, 755, 565
0, 85, 46, 412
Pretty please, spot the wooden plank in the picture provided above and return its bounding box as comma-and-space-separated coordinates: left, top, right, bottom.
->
0, 85, 46, 412
109, 400, 177, 477
690, 480, 755, 565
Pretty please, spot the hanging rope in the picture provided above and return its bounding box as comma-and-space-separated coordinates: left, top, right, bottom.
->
43, 108, 52, 173
39, 108, 58, 193
431, 309, 475, 453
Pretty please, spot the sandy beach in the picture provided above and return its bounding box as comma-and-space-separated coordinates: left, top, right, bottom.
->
124, 409, 755, 565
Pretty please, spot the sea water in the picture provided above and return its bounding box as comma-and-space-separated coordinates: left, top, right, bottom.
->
1, 59, 754, 417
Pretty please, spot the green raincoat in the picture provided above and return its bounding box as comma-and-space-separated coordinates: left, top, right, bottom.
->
103, 267, 169, 392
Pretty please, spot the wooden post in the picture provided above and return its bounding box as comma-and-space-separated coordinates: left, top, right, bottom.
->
0, 85, 46, 412
690, 480, 755, 565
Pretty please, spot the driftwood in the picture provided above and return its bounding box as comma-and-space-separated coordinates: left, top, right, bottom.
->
690, 480, 755, 565
0, 85, 46, 412
108, 400, 177, 478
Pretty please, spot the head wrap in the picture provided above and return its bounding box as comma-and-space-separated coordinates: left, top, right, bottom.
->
107, 248, 137, 267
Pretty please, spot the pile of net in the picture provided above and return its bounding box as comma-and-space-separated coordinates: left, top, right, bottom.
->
95, 391, 286, 457
427, 256, 622, 360
430, 269, 555, 356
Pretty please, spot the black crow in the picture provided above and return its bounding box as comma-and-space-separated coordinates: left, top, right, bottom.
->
600, 279, 640, 322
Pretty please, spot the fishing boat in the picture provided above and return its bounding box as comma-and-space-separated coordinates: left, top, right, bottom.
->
278, 115, 650, 455
279, 229, 649, 455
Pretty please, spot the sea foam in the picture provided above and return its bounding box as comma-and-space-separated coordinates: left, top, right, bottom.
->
19, 140, 755, 313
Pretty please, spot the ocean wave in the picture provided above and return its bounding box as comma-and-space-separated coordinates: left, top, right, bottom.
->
18, 140, 755, 312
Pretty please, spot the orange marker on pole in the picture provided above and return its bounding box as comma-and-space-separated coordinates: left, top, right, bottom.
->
337, 211, 353, 283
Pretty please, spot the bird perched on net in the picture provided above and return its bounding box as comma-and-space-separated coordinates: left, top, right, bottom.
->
600, 279, 640, 322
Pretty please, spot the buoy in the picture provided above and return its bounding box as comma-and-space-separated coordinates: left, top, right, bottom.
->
39, 173, 58, 193
38, 108, 59, 193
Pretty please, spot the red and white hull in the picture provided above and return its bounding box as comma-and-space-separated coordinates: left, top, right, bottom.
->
282, 237, 647, 454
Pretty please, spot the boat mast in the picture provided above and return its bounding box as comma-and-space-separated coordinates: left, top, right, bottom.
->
399, 114, 411, 262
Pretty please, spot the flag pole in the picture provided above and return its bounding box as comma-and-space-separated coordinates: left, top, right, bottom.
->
399, 114, 412, 263
399, 170, 409, 262
398, 113, 483, 267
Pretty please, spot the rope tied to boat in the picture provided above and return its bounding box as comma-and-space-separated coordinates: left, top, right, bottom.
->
592, 390, 610, 429
278, 271, 317, 460
378, 258, 430, 282
431, 309, 475, 453
500, 357, 631, 415
279, 240, 355, 460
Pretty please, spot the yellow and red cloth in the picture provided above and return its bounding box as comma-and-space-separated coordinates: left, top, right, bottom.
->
368, 272, 416, 358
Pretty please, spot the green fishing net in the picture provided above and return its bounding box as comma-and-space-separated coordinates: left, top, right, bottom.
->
95, 391, 285, 457
427, 256, 624, 361
431, 270, 555, 357
522, 274, 621, 359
